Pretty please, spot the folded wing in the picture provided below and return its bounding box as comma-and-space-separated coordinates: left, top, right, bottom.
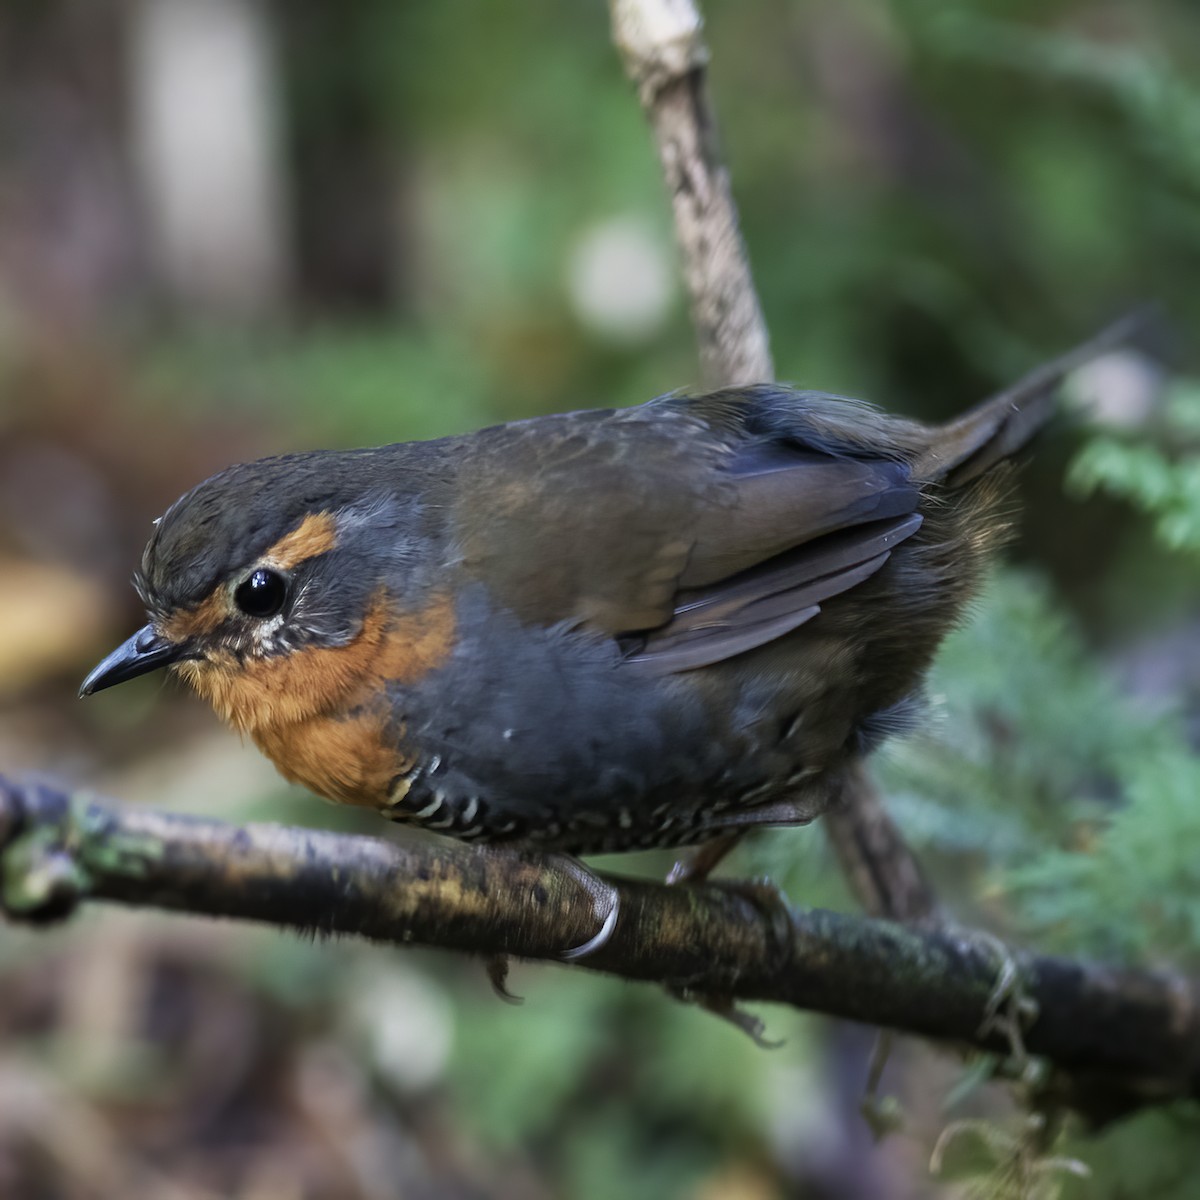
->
625, 511, 922, 673
456, 401, 924, 663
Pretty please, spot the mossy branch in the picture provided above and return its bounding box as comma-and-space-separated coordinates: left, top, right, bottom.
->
3, 775, 1198, 1120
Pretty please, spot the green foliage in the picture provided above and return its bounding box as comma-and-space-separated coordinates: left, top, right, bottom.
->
1010, 751, 1200, 963
1059, 1107, 1200, 1200
137, 325, 497, 445
1067, 382, 1200, 555
918, 7, 1200, 194
448, 970, 820, 1200
451, 974, 618, 1148
878, 570, 1161, 866
878, 567, 1200, 966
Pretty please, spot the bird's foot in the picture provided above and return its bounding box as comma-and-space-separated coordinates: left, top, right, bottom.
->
706, 874, 796, 958
668, 834, 795, 958
668, 985, 782, 1049
479, 854, 617, 1000
549, 853, 621, 961
665, 836, 793, 1047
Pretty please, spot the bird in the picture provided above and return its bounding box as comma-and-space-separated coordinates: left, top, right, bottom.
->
80, 324, 1128, 898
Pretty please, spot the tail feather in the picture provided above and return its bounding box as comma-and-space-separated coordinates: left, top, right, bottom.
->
916, 311, 1147, 488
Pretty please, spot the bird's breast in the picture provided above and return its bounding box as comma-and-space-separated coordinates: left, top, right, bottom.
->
252, 703, 412, 808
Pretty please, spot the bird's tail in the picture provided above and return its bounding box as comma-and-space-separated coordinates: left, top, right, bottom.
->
915, 311, 1147, 488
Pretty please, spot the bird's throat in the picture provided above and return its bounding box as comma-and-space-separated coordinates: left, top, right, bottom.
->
174, 590, 456, 807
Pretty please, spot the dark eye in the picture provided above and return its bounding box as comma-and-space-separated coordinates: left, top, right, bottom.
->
235, 568, 287, 619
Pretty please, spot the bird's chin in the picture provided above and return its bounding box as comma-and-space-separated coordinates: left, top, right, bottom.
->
172, 658, 205, 685
172, 654, 260, 734
173, 657, 223, 708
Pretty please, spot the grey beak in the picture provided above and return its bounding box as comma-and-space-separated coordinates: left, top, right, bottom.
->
79, 625, 184, 697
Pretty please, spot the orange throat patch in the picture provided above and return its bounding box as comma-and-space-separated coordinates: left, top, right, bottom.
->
175, 590, 455, 808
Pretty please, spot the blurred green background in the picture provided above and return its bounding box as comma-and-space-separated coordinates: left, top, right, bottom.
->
1, 1, 1198, 1197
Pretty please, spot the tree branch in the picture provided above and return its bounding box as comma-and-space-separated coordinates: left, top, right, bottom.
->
3, 775, 1198, 1116
824, 764, 939, 922
608, 0, 772, 387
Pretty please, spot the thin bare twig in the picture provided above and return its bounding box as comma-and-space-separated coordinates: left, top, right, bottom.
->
824, 764, 938, 921
608, 0, 772, 387
608, 0, 931, 921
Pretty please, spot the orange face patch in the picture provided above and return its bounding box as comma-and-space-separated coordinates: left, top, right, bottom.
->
158, 511, 339, 643
260, 511, 338, 571
370, 590, 458, 687
161, 589, 228, 642
175, 590, 457, 807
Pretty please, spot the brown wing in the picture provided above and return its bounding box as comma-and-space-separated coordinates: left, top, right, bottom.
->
679, 442, 918, 585
452, 404, 921, 653
625, 512, 922, 673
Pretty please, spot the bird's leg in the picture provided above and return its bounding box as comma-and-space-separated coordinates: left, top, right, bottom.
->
670, 829, 795, 953
477, 849, 619, 1001
667, 830, 745, 884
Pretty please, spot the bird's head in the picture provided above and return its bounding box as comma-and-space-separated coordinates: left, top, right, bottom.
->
80, 450, 453, 734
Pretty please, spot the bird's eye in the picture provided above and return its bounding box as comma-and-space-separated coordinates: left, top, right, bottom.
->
235, 568, 287, 619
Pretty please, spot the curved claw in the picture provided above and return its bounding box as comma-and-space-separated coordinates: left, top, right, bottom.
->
485, 954, 524, 1004
547, 853, 621, 961
560, 892, 620, 961
707, 997, 783, 1050
669, 986, 784, 1049
972, 929, 1038, 1074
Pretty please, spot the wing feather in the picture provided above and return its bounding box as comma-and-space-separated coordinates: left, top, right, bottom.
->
454, 400, 923, 647
625, 513, 922, 674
